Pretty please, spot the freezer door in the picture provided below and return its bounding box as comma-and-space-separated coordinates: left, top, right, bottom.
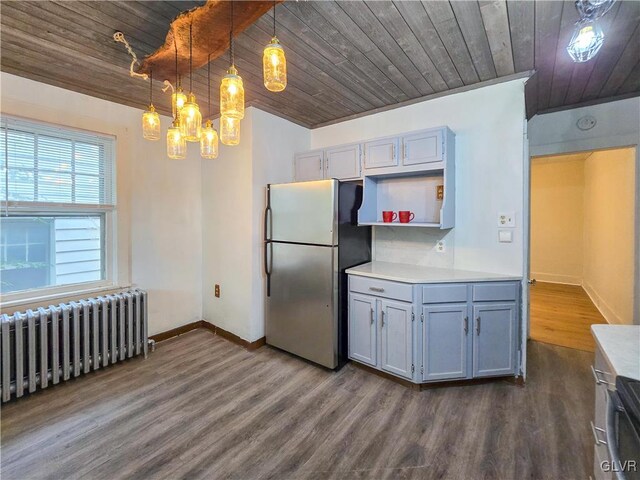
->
266, 242, 338, 368
269, 179, 337, 246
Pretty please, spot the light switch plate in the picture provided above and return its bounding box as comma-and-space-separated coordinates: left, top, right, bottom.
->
498, 212, 515, 227
499, 230, 513, 243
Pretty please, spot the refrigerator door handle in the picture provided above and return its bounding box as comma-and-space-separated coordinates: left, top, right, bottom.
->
264, 185, 273, 296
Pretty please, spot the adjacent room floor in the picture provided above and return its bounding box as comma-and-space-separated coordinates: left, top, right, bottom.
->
1, 329, 594, 480
530, 281, 608, 352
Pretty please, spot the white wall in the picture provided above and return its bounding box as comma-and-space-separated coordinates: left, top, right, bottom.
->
0, 72, 203, 335
311, 79, 527, 276
583, 148, 636, 324
530, 155, 586, 285
201, 107, 309, 341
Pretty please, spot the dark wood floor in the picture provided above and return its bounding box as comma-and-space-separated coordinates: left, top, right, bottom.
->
1, 329, 595, 480
531, 281, 607, 352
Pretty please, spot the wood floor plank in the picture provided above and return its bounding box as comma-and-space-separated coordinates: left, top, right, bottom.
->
530, 281, 608, 352
1, 329, 595, 480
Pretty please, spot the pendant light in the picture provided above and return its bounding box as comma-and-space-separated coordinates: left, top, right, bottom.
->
201, 53, 219, 159
263, 0, 287, 92
173, 75, 187, 119
167, 37, 186, 159
220, 115, 240, 146
180, 22, 202, 142
220, 1, 245, 120
567, 19, 605, 62
142, 70, 160, 140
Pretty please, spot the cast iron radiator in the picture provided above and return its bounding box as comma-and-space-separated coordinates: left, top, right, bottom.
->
0, 289, 149, 402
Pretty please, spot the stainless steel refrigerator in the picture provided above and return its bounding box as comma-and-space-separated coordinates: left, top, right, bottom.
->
264, 179, 371, 369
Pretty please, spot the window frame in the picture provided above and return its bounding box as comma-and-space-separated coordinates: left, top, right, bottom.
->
1, 116, 117, 306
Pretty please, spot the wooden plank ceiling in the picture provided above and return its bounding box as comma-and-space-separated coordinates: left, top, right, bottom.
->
1, 1, 638, 128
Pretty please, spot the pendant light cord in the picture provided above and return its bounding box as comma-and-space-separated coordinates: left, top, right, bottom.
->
149, 69, 153, 106
208, 52, 211, 117
273, 0, 276, 37
230, 1, 234, 66
189, 23, 193, 92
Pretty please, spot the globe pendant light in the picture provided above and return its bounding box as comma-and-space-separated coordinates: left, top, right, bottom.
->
201, 54, 219, 159
220, 1, 245, 119
180, 23, 202, 141
263, 1, 287, 92
220, 115, 240, 146
567, 19, 605, 62
142, 70, 160, 140
167, 119, 187, 159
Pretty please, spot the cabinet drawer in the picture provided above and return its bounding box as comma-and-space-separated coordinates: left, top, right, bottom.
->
349, 276, 413, 302
422, 284, 468, 304
472, 282, 518, 302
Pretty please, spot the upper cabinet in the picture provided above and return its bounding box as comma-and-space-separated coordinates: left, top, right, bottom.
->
293, 126, 455, 228
294, 145, 360, 182
294, 150, 324, 182
363, 137, 399, 170
326, 143, 361, 180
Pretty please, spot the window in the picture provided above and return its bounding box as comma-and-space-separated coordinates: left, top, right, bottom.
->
0, 116, 115, 299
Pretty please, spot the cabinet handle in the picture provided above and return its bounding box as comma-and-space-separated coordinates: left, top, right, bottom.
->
381, 310, 385, 328
392, 144, 395, 159
402, 142, 406, 160
476, 317, 481, 335
590, 421, 607, 446
369, 287, 385, 293
464, 317, 468, 335
591, 365, 614, 386
370, 308, 374, 325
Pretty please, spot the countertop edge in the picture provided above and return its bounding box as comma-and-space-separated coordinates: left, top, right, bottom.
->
591, 325, 640, 381
345, 268, 523, 284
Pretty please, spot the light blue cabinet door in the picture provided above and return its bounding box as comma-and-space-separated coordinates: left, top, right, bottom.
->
326, 144, 361, 180
422, 304, 469, 381
363, 137, 399, 170
348, 293, 377, 367
294, 150, 324, 182
402, 130, 443, 166
380, 299, 413, 379
472, 303, 517, 377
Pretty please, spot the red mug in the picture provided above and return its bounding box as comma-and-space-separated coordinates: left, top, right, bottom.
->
382, 211, 397, 223
399, 211, 415, 223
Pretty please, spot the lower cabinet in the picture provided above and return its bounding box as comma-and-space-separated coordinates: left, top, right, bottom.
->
422, 304, 469, 381
348, 293, 377, 366
348, 276, 520, 385
380, 300, 413, 379
472, 303, 517, 377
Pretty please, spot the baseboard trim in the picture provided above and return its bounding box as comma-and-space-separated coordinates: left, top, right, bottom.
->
150, 320, 266, 351
582, 282, 623, 325
530, 272, 582, 286
149, 320, 205, 342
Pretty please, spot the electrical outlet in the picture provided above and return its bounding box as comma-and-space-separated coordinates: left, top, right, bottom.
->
436, 185, 444, 200
498, 213, 515, 227
436, 240, 445, 253
215, 284, 220, 298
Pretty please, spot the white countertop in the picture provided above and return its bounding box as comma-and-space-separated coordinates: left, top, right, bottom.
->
591, 325, 640, 381
345, 261, 522, 284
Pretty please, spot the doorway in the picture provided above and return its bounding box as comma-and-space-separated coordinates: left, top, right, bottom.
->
529, 147, 636, 351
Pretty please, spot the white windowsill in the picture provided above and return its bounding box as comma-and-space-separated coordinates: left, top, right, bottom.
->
1, 283, 133, 312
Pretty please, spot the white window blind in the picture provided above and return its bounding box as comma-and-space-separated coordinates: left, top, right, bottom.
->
0, 116, 115, 212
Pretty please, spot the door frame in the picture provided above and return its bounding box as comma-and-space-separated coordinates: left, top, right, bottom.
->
526, 135, 639, 327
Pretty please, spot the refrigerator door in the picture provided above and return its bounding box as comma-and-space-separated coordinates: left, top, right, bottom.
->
269, 180, 338, 246
266, 241, 339, 368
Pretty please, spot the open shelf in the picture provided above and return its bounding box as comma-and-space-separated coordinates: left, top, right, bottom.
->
358, 221, 443, 228
358, 171, 454, 229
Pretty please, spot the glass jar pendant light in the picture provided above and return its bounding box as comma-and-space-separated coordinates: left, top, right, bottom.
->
263, 1, 287, 92
201, 54, 219, 159
172, 77, 187, 119
220, 115, 240, 146
167, 119, 187, 159
167, 36, 186, 159
142, 70, 160, 140
180, 23, 202, 141
220, 1, 245, 120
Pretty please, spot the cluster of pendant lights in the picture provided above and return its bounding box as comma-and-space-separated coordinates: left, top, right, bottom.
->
142, 1, 287, 159
567, 0, 616, 63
